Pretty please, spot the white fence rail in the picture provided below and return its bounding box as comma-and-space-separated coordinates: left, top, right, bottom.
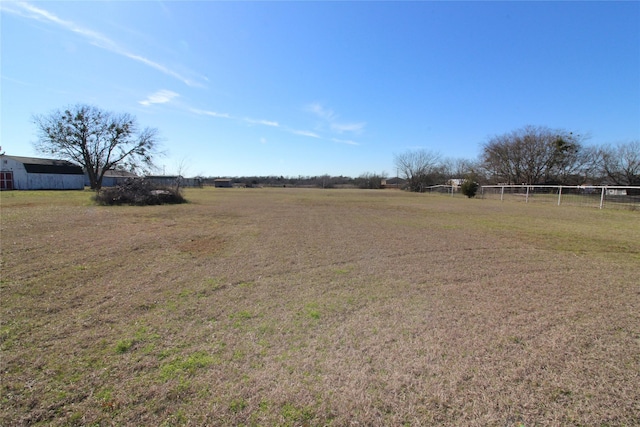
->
478, 185, 640, 210
421, 184, 640, 210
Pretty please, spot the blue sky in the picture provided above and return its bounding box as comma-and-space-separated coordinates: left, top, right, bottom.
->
1, 1, 638, 178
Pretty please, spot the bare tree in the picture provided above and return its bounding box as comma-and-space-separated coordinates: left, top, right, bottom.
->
481, 125, 584, 185
597, 141, 640, 185
394, 149, 442, 192
33, 104, 160, 190
441, 157, 482, 181
173, 157, 192, 191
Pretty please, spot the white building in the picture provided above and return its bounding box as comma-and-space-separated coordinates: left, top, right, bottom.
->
0, 155, 85, 190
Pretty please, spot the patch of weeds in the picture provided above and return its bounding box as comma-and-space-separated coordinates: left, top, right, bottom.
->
229, 398, 247, 413
115, 339, 133, 354
280, 402, 315, 425
230, 310, 253, 320
141, 343, 156, 354
135, 325, 160, 342
205, 277, 223, 291
237, 281, 254, 288
68, 411, 84, 425
114, 327, 159, 354
258, 322, 274, 336
160, 409, 188, 427
307, 309, 321, 320
95, 388, 113, 402
165, 299, 178, 312
230, 310, 254, 328
176, 376, 192, 394
232, 349, 245, 361
194, 289, 208, 299
259, 399, 270, 411
159, 351, 217, 381
0, 323, 17, 350
96, 387, 119, 413
303, 302, 321, 320
333, 265, 353, 275
158, 348, 174, 360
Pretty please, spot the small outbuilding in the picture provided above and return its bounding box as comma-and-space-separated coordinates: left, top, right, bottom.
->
0, 155, 85, 190
85, 169, 138, 187
381, 177, 406, 189
214, 178, 233, 188
145, 175, 181, 187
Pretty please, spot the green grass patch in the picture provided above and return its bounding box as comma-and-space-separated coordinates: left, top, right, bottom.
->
280, 402, 316, 425
115, 339, 133, 354
159, 351, 217, 381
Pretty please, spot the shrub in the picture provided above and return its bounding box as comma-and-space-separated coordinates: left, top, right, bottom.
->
94, 178, 186, 206
460, 179, 479, 198
115, 339, 133, 353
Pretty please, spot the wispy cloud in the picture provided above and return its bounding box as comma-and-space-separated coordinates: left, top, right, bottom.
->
188, 107, 232, 119
305, 102, 366, 135
244, 118, 280, 127
1, 74, 33, 87
331, 138, 360, 146
290, 129, 321, 138
183, 101, 345, 144
306, 102, 336, 121
2, 2, 205, 88
331, 122, 366, 134
139, 89, 179, 106
188, 107, 282, 130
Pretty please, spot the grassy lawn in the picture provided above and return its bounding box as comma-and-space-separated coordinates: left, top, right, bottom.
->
1, 188, 639, 426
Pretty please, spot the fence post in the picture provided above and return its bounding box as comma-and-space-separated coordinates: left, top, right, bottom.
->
500, 186, 504, 201
526, 186, 530, 203
557, 186, 563, 206
599, 187, 605, 209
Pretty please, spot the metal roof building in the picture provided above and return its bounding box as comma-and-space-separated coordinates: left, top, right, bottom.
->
0, 155, 85, 190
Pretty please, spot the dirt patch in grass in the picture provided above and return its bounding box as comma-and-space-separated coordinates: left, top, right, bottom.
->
1, 188, 639, 426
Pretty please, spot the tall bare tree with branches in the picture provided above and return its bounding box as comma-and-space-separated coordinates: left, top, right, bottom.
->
481, 125, 584, 185
33, 104, 160, 190
597, 141, 640, 186
394, 149, 442, 192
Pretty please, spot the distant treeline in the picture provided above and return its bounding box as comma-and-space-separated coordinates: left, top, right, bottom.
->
201, 173, 390, 189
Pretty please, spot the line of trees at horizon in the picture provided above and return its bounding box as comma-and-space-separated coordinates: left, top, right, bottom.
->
394, 125, 639, 192
31, 105, 638, 191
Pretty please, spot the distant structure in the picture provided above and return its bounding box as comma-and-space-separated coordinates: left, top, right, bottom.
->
381, 177, 406, 189
85, 169, 138, 187
213, 178, 232, 188
214, 178, 233, 188
0, 155, 84, 190
447, 178, 465, 190
145, 175, 182, 187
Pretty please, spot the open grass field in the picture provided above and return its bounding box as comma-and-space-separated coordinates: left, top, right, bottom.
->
1, 188, 639, 426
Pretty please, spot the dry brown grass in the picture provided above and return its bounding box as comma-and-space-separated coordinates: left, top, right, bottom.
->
1, 188, 639, 426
